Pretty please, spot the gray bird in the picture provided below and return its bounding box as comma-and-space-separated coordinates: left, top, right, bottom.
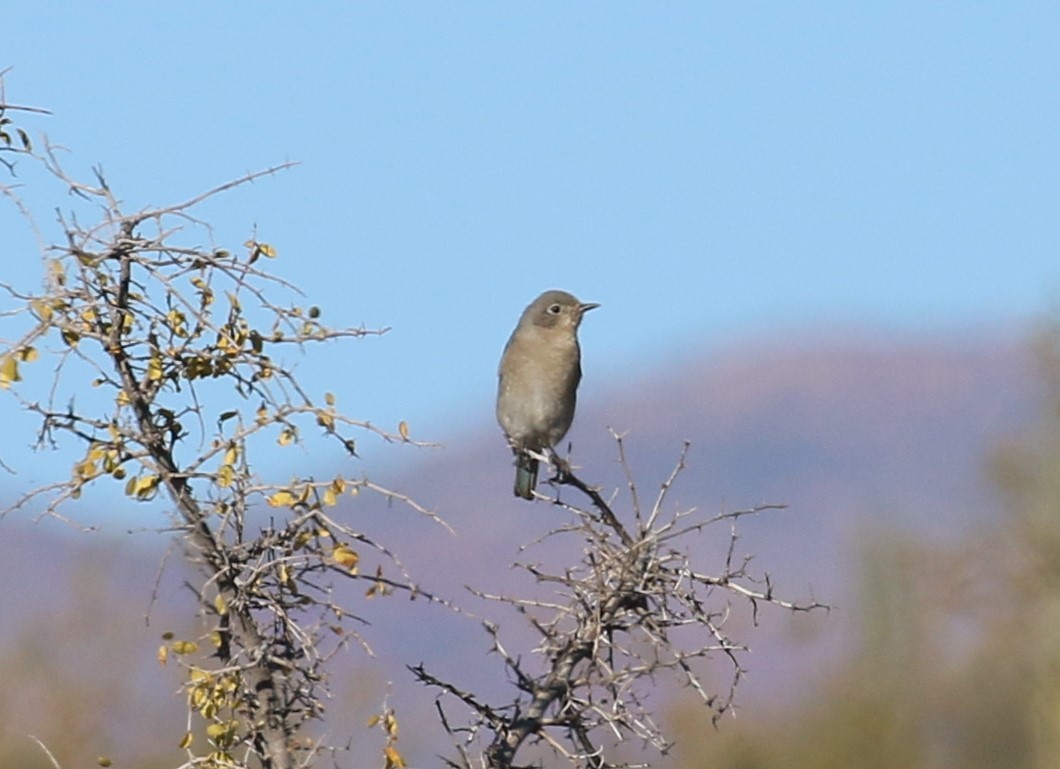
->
496, 290, 599, 500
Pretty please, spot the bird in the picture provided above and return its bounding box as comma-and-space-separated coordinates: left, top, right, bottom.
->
496, 290, 599, 500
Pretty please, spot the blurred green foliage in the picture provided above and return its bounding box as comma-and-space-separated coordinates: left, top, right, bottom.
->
670, 323, 1060, 769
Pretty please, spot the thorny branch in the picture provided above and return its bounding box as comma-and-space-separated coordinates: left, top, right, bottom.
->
413, 432, 828, 769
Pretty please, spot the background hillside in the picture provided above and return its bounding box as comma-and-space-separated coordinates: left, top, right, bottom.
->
0, 329, 1040, 767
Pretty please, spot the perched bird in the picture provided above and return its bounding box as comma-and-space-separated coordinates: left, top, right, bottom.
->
496, 290, 599, 500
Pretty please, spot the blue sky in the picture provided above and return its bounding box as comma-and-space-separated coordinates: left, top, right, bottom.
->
3, 3, 1059, 476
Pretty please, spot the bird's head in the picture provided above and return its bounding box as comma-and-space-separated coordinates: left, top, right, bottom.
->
525, 290, 599, 332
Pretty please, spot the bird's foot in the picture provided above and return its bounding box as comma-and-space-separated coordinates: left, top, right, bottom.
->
545, 449, 573, 481
525, 447, 551, 465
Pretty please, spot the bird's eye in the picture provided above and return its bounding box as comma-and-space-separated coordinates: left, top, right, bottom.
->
548, 304, 562, 315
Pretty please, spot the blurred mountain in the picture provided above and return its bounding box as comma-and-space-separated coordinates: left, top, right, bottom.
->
360, 330, 1037, 716
0, 329, 1040, 766
385, 329, 1035, 601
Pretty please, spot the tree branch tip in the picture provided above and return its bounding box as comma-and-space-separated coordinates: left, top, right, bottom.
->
28, 736, 63, 769
0, 102, 52, 116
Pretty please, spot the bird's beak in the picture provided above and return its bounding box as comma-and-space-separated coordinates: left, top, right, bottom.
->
578, 302, 601, 315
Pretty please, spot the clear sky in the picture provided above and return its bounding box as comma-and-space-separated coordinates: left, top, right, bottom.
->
3, 3, 1059, 462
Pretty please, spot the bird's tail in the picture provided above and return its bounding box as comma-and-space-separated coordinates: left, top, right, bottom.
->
513, 451, 538, 500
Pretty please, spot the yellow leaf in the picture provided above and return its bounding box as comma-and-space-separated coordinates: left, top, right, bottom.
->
384, 710, 399, 738
267, 490, 296, 508
147, 356, 164, 381
384, 745, 406, 769
172, 640, 199, 655
76, 458, 98, 480
133, 475, 160, 499
398, 421, 410, 441
206, 721, 237, 740
31, 299, 54, 323
18, 346, 38, 362
332, 545, 359, 573
97, 758, 113, 767
245, 240, 277, 262
102, 448, 120, 472
179, 731, 193, 749
214, 593, 228, 615
49, 259, 66, 286
325, 391, 336, 406
0, 356, 20, 388
157, 644, 169, 666
277, 428, 296, 446
322, 487, 338, 507
166, 309, 187, 332
217, 464, 235, 488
